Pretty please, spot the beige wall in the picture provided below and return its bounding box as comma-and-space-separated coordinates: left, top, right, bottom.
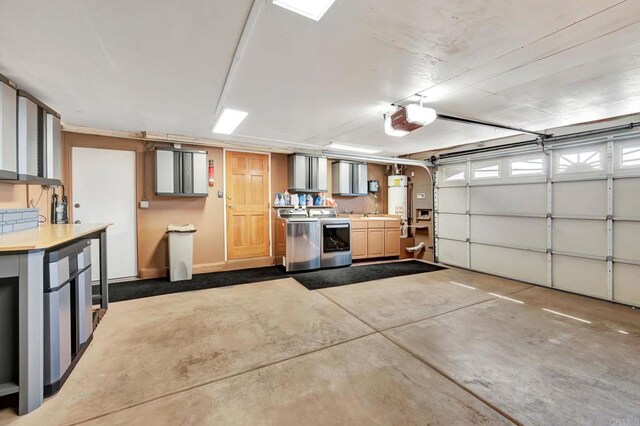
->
61, 133, 287, 279
328, 162, 388, 214
0, 183, 54, 223
406, 165, 434, 261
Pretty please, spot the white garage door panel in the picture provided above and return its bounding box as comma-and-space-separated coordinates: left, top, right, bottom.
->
438, 213, 467, 241
553, 255, 608, 299
553, 180, 607, 218
470, 184, 546, 215
471, 216, 547, 250
613, 222, 640, 261
438, 239, 468, 268
552, 219, 607, 257
613, 263, 640, 306
613, 178, 640, 218
437, 187, 467, 213
470, 244, 547, 285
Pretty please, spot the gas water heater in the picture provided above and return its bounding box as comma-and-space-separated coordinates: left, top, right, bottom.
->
388, 175, 408, 237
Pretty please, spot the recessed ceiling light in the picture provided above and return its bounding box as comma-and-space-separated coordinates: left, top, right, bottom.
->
326, 143, 381, 154
273, 0, 336, 21
212, 108, 248, 134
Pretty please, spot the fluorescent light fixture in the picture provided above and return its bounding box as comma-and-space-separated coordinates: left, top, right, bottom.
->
384, 115, 409, 137
326, 143, 381, 154
618, 330, 629, 335
212, 109, 248, 134
273, 0, 335, 21
405, 104, 437, 126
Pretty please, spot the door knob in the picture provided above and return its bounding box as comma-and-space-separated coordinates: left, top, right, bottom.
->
74, 220, 81, 224
228, 204, 233, 209
74, 203, 80, 208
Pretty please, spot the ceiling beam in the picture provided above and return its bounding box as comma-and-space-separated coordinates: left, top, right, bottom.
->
211, 0, 267, 129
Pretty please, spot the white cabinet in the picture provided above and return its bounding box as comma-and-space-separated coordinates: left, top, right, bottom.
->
155, 148, 208, 197
331, 161, 368, 196
287, 154, 327, 192
17, 90, 62, 181
0, 75, 17, 179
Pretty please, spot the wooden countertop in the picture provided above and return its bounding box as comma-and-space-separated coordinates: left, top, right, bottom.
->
0, 223, 111, 252
340, 214, 401, 221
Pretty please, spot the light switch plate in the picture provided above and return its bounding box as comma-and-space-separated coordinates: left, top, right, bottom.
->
217, 190, 224, 198
139, 200, 150, 209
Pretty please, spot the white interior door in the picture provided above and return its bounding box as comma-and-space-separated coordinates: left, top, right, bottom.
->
72, 147, 137, 280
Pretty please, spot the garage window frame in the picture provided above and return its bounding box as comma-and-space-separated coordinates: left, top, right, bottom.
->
552, 144, 607, 181
508, 153, 546, 178
471, 161, 501, 181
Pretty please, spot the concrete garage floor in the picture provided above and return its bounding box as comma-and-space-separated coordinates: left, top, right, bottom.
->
1, 264, 638, 425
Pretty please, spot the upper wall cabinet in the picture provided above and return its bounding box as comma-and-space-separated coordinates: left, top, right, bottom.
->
288, 154, 327, 193
155, 148, 208, 197
0, 74, 17, 179
17, 90, 62, 182
332, 161, 368, 196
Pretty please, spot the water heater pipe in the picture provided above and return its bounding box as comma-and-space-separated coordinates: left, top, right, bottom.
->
405, 241, 425, 253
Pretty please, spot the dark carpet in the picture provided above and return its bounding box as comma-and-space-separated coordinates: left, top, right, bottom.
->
291, 260, 446, 290
96, 266, 287, 302
96, 260, 446, 302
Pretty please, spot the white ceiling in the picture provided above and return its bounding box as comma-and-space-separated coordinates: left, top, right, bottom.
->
1, 0, 639, 156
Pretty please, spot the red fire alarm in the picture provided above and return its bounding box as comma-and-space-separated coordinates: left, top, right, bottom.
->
208, 160, 215, 187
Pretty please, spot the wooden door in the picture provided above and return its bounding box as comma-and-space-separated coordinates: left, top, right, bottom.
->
226, 151, 270, 259
367, 228, 385, 258
384, 228, 401, 256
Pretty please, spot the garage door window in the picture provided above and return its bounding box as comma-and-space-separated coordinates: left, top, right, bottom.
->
509, 155, 545, 177
441, 164, 467, 183
620, 145, 640, 169
472, 162, 500, 180
555, 146, 604, 176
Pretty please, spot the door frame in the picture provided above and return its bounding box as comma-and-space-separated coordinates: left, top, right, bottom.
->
222, 148, 272, 262
70, 145, 139, 280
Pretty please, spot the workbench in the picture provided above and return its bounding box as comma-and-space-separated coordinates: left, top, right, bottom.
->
0, 223, 110, 414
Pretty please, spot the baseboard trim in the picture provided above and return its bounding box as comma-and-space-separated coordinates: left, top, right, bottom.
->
138, 257, 275, 280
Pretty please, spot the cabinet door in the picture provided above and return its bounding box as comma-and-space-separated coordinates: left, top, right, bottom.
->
192, 152, 208, 195
155, 150, 176, 194
367, 228, 385, 258
351, 228, 368, 259
385, 228, 401, 257
316, 157, 327, 192
274, 220, 286, 256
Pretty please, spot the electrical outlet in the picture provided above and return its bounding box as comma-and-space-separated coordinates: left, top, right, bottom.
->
139, 200, 150, 209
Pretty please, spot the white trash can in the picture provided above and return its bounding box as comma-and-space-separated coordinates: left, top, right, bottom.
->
167, 224, 197, 282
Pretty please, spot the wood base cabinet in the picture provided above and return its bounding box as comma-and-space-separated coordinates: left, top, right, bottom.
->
367, 228, 385, 258
351, 219, 401, 260
274, 219, 286, 256
384, 227, 400, 256
351, 223, 368, 260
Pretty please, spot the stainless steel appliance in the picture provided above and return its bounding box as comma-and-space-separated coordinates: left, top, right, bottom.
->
43, 239, 92, 396
277, 208, 321, 272
309, 209, 352, 268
